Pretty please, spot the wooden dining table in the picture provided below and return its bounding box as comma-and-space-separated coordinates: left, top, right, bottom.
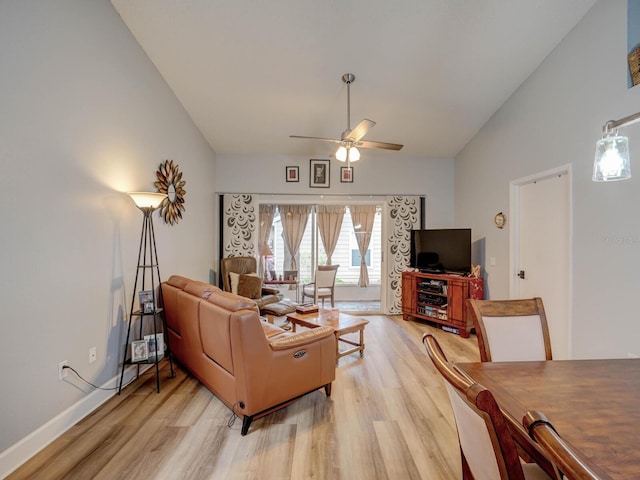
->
455, 358, 640, 480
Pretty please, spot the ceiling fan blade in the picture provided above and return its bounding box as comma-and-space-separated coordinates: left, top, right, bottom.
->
290, 135, 342, 145
357, 139, 404, 151
344, 119, 376, 141
291, 74, 404, 155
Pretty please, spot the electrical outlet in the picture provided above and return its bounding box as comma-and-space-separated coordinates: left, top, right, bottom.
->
89, 346, 97, 363
58, 360, 68, 380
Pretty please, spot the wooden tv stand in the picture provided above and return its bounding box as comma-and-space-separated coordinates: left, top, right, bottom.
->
401, 271, 483, 338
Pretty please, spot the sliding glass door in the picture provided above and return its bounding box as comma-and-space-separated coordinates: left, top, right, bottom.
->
262, 204, 382, 298
220, 193, 422, 313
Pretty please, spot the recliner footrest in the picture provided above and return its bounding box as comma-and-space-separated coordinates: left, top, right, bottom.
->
261, 302, 297, 318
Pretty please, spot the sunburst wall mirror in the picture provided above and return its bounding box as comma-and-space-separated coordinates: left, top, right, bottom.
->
154, 159, 186, 225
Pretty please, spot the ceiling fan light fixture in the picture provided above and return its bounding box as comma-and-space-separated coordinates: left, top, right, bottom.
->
336, 145, 360, 162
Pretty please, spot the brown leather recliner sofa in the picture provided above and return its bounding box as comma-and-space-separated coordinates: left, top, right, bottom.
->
161, 275, 336, 435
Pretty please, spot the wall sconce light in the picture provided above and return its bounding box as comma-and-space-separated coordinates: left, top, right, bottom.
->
593, 111, 640, 182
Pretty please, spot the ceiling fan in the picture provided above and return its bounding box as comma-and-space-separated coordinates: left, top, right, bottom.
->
290, 73, 403, 163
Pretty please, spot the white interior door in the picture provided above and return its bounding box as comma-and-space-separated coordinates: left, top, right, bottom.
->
511, 167, 571, 359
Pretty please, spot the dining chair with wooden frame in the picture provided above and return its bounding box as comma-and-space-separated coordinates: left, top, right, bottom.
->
466, 297, 553, 362
301, 264, 339, 308
423, 334, 553, 480
523, 411, 604, 480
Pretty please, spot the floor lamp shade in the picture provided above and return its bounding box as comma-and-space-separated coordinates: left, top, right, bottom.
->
128, 192, 166, 211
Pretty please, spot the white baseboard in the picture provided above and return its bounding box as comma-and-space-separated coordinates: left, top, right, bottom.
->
0, 366, 146, 478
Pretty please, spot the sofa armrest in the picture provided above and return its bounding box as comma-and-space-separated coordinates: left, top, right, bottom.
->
231, 315, 336, 419
269, 326, 334, 351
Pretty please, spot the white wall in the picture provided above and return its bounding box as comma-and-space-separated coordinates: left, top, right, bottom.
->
456, 0, 640, 358
216, 153, 456, 228
0, 0, 216, 469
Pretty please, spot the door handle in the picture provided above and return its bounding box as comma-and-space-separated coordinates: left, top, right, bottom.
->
518, 270, 526, 279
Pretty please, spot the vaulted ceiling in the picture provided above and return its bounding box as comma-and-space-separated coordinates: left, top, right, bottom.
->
111, 0, 597, 159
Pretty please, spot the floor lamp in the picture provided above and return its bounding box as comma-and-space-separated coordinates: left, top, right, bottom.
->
260, 243, 273, 280
118, 192, 175, 394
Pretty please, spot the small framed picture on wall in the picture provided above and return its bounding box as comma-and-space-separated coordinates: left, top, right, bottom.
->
285, 166, 299, 182
340, 166, 353, 183
310, 159, 330, 188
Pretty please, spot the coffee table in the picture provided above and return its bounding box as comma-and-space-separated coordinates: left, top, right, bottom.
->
286, 309, 369, 364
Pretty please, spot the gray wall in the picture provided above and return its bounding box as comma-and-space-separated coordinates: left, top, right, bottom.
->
0, 0, 216, 461
456, 0, 640, 359
9, 0, 630, 469
216, 153, 456, 228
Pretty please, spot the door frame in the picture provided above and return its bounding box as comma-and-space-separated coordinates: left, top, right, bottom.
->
509, 163, 573, 355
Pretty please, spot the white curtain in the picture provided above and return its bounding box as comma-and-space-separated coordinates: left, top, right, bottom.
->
349, 205, 377, 287
258, 204, 276, 277
259, 204, 276, 248
279, 204, 311, 272
316, 205, 345, 265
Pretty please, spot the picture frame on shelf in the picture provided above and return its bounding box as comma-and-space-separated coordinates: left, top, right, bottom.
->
138, 290, 155, 313
285, 166, 299, 182
144, 333, 164, 359
310, 159, 330, 188
131, 340, 149, 362
340, 166, 353, 183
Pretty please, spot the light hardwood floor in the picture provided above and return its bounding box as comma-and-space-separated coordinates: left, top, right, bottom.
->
8, 315, 480, 480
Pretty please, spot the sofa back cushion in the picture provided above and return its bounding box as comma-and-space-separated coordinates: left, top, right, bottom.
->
207, 290, 259, 313
163, 279, 220, 336
198, 290, 261, 375
173, 288, 205, 372
166, 274, 190, 290
184, 281, 220, 299
161, 282, 182, 335
199, 300, 234, 374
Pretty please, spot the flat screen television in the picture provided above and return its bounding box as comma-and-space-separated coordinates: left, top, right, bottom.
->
410, 228, 472, 275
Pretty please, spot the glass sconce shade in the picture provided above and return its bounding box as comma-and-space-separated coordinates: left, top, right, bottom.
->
593, 134, 631, 182
335, 146, 360, 162
128, 192, 166, 211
